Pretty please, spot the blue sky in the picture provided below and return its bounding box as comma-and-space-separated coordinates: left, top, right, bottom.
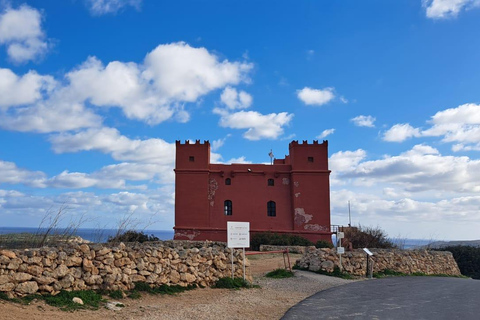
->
1, 0, 480, 240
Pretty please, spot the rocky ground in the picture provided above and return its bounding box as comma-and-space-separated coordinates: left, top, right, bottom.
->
1, 253, 355, 320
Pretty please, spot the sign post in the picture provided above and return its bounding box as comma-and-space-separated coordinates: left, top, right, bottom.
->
337, 231, 344, 271
227, 222, 250, 281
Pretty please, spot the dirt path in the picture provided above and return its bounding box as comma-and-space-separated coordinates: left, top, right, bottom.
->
1, 253, 354, 320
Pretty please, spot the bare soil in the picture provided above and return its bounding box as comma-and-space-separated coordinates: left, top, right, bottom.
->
0, 253, 354, 320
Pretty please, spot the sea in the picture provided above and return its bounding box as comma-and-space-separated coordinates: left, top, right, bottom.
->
0, 227, 174, 243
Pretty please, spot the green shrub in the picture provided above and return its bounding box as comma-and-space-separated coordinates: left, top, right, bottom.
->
133, 282, 195, 295
315, 240, 334, 248
343, 225, 395, 249
438, 246, 480, 280
294, 265, 353, 279
108, 230, 159, 243
108, 290, 124, 299
213, 277, 251, 289
265, 268, 294, 278
250, 232, 314, 250
43, 290, 104, 311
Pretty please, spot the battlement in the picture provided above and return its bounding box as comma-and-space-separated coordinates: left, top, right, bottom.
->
289, 140, 328, 147
176, 140, 210, 146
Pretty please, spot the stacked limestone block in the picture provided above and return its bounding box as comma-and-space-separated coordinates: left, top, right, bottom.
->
0, 242, 249, 298
296, 247, 461, 276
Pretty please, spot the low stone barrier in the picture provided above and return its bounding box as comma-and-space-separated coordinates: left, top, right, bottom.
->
259, 245, 307, 254
0, 241, 249, 298
296, 247, 461, 276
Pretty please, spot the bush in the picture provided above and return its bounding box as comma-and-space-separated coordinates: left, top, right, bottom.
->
108, 230, 159, 243
250, 232, 314, 250
213, 277, 252, 289
315, 240, 334, 249
265, 268, 294, 278
342, 225, 395, 249
43, 290, 103, 311
439, 246, 480, 280
133, 282, 196, 295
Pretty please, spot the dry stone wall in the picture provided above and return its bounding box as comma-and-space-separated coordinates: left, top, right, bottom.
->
296, 247, 461, 276
0, 241, 249, 298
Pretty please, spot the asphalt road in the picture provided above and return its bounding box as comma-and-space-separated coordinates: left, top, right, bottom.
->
282, 276, 480, 320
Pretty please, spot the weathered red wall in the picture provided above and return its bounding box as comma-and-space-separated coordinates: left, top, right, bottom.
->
174, 140, 331, 244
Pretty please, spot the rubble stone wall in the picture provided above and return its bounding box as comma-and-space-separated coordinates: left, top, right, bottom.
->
0, 241, 248, 298
296, 247, 461, 276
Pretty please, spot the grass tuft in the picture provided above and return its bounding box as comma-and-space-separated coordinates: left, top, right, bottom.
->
213, 277, 254, 289
43, 290, 104, 311
265, 268, 294, 278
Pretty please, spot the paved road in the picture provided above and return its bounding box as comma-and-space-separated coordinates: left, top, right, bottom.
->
282, 277, 480, 320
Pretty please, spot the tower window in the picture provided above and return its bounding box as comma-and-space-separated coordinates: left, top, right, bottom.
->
224, 200, 232, 216
268, 179, 274, 186
189, 156, 195, 162
267, 201, 276, 217
225, 178, 231, 185
308, 157, 314, 162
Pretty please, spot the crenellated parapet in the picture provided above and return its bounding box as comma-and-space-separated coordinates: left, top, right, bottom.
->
289, 140, 328, 147
175, 140, 210, 145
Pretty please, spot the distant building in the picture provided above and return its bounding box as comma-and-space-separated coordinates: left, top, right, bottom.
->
174, 140, 332, 243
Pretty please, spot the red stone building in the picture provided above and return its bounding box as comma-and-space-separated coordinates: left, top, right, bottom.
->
174, 140, 332, 243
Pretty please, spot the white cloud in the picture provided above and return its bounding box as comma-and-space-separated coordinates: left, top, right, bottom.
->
423, 0, 480, 19
0, 42, 253, 132
0, 5, 49, 63
220, 86, 252, 110
317, 128, 335, 139
351, 115, 376, 128
0, 160, 46, 187
422, 103, 480, 149
217, 110, 293, 140
0, 68, 55, 109
0, 99, 102, 133
297, 87, 335, 106
383, 123, 422, 142
329, 149, 367, 173
144, 42, 253, 103
335, 144, 480, 194
49, 127, 175, 164
211, 135, 231, 152
86, 0, 142, 15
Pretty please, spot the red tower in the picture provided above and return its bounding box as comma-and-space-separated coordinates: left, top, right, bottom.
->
174, 140, 331, 243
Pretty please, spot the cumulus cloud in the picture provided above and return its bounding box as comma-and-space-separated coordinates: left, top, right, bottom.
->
334, 144, 480, 194
0, 188, 175, 228
330, 149, 367, 173
217, 110, 293, 140
317, 128, 335, 139
143, 42, 252, 103
0, 68, 55, 109
351, 115, 376, 128
220, 87, 252, 110
0, 42, 253, 132
297, 87, 335, 106
423, 0, 480, 19
0, 99, 102, 133
49, 127, 175, 164
0, 160, 46, 187
383, 123, 422, 142
86, 0, 142, 15
0, 5, 50, 63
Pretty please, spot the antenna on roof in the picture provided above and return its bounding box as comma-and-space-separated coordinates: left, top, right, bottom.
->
268, 149, 274, 165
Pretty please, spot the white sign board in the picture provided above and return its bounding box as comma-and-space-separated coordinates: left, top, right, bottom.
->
337, 232, 344, 239
363, 248, 373, 256
337, 247, 345, 254
227, 222, 250, 248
